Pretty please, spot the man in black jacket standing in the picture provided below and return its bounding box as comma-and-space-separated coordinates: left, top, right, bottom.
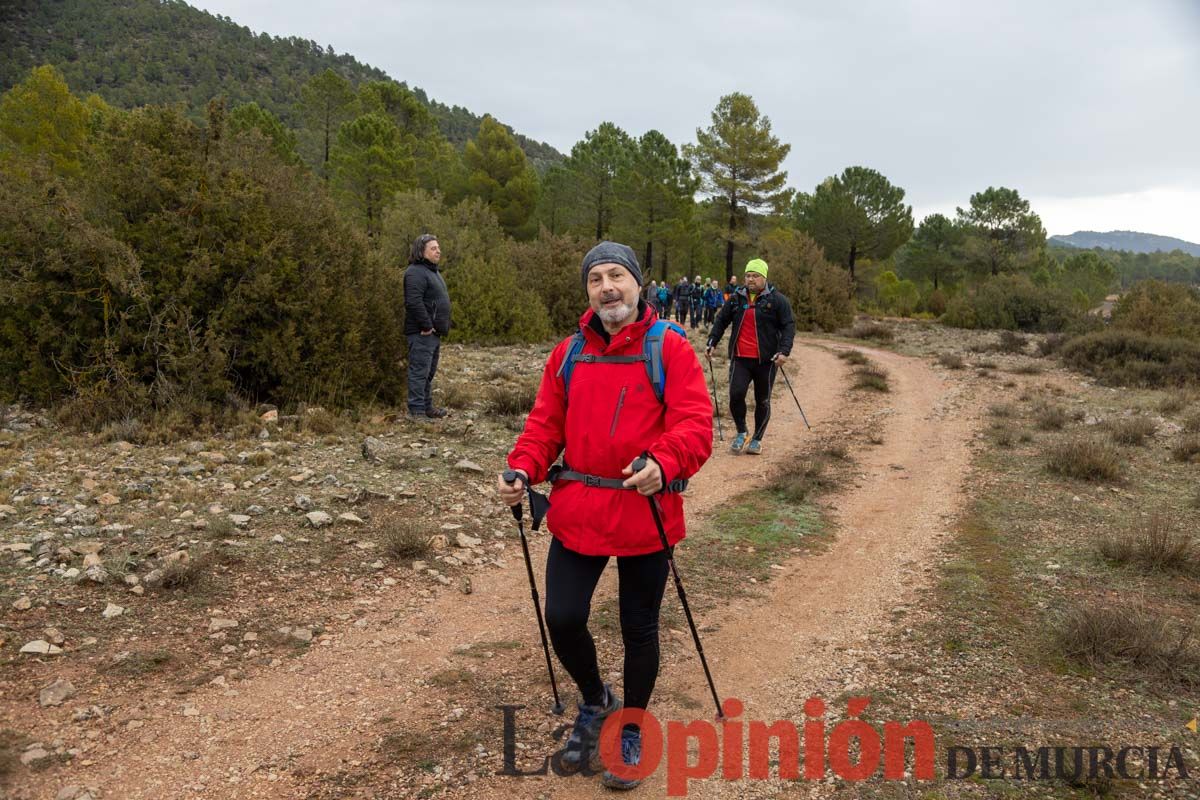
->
706, 259, 795, 455
403, 234, 452, 419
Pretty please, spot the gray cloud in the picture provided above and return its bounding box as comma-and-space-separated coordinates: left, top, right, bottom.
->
198, 0, 1200, 237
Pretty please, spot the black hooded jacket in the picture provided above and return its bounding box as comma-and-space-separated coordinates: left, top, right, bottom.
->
403, 259, 451, 336
707, 285, 796, 362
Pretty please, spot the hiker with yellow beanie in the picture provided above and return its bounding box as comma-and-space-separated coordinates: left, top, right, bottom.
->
705, 258, 796, 455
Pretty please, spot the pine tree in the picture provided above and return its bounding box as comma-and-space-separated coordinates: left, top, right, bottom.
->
615, 130, 697, 278
686, 93, 791, 280
300, 69, 355, 180
955, 187, 1046, 277
0, 65, 89, 177
332, 113, 413, 237
793, 166, 913, 284
568, 122, 633, 241
463, 115, 538, 237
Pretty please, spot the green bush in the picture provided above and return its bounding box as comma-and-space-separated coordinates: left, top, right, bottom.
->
1112, 280, 1200, 339
1059, 330, 1200, 388
874, 270, 920, 317
1, 100, 407, 418
924, 288, 948, 317
759, 227, 855, 331
507, 230, 590, 335
943, 275, 1078, 332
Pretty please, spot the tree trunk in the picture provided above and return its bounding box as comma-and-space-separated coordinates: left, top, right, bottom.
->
645, 210, 654, 276
725, 200, 737, 281
596, 189, 605, 241
322, 107, 331, 183
848, 241, 858, 284
662, 249, 669, 283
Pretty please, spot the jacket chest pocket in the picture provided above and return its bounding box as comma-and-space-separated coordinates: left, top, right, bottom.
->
609, 387, 628, 437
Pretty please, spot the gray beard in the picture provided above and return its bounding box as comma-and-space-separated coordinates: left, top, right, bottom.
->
597, 301, 636, 326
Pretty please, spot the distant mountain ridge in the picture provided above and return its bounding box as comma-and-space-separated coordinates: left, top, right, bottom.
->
1050, 230, 1200, 257
0, 0, 564, 169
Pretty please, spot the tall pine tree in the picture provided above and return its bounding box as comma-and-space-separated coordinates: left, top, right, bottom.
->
463, 115, 538, 237
793, 166, 913, 284
615, 130, 697, 280
686, 93, 791, 280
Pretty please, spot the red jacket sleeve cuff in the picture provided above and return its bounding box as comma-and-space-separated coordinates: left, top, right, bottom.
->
647, 449, 677, 491
507, 456, 543, 486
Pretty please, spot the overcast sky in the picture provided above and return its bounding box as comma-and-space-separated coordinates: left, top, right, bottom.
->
198, 0, 1200, 241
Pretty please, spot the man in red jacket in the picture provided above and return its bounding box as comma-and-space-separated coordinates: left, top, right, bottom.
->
496, 241, 713, 789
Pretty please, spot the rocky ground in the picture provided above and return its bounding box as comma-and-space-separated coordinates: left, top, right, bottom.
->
2, 321, 1198, 799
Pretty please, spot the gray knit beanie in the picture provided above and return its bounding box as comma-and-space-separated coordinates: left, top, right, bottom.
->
580, 241, 643, 288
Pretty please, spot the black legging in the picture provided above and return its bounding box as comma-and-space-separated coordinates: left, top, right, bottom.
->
729, 357, 776, 438
544, 537, 668, 711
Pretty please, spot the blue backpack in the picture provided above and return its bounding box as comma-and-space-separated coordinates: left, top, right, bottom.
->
556, 319, 688, 403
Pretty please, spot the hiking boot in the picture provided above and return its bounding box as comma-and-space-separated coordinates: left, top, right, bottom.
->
746, 438, 762, 455
601, 728, 643, 790
406, 412, 434, 423
560, 684, 621, 772
425, 407, 450, 418
731, 432, 747, 453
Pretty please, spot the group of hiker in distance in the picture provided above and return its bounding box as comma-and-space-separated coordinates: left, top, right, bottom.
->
405, 234, 801, 789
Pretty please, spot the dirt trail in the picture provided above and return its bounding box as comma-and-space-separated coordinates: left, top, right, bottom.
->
26, 340, 979, 799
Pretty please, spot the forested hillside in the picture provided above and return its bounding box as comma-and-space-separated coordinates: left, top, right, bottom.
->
0, 0, 563, 168
1051, 230, 1200, 257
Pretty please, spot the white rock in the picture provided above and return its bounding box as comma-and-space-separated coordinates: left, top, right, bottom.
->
229, 514, 251, 527
20, 640, 63, 655
39, 678, 76, 707
12, 595, 31, 611
455, 532, 482, 549
271, 534, 285, 544
305, 511, 333, 528
337, 512, 365, 525
209, 617, 239, 632
102, 602, 125, 619
454, 459, 485, 473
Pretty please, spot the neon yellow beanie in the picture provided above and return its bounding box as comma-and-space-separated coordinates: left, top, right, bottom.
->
745, 258, 768, 278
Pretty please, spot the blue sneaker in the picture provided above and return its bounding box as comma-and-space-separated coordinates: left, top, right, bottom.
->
731, 432, 747, 453
601, 728, 643, 790
560, 684, 620, 772
746, 438, 762, 455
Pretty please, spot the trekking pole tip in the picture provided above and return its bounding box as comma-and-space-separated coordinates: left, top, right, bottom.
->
552, 702, 565, 716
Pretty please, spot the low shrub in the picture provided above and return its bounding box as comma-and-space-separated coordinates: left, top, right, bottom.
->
1060, 330, 1200, 388
1106, 415, 1158, 446
1045, 437, 1123, 481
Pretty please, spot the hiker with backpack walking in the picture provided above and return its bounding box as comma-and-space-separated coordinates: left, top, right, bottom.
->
703, 279, 721, 328
496, 241, 713, 790
673, 275, 692, 325
656, 282, 671, 318
706, 258, 796, 455
689, 275, 705, 330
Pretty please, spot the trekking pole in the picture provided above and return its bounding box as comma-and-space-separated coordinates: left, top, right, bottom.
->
705, 353, 724, 442
502, 470, 565, 715
776, 360, 811, 430
631, 456, 724, 720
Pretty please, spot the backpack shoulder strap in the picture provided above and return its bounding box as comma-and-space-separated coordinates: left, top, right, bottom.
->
555, 332, 587, 397
643, 320, 688, 403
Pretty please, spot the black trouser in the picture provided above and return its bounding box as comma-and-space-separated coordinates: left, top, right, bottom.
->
675, 302, 688, 324
690, 301, 702, 329
405, 333, 440, 414
544, 538, 669, 712
729, 357, 776, 438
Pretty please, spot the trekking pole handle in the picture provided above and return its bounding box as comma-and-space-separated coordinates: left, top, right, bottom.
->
631, 457, 647, 473
501, 469, 524, 522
